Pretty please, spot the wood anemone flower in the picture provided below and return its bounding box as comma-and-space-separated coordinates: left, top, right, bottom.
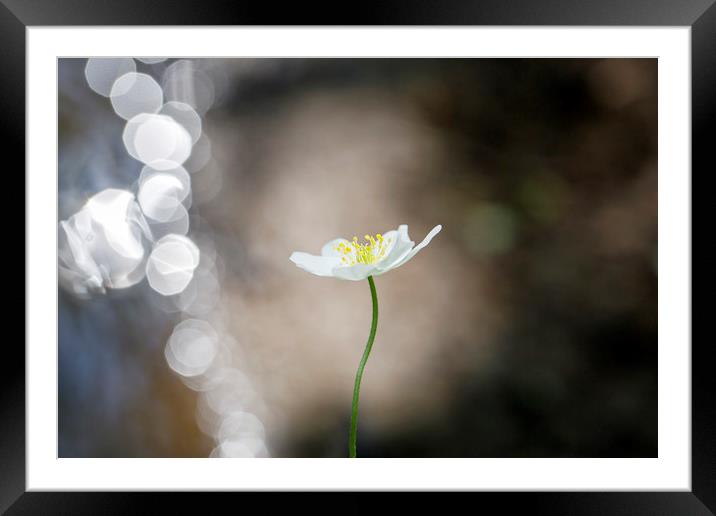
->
289, 224, 442, 457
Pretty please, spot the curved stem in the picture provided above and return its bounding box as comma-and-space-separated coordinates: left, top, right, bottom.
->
349, 275, 379, 458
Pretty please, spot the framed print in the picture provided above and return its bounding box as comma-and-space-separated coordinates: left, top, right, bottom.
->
6, 0, 711, 513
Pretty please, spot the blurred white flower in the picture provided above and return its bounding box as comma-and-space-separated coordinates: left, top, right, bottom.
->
289, 224, 441, 281
58, 189, 153, 296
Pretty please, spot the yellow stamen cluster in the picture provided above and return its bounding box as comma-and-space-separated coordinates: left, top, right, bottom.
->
335, 233, 391, 265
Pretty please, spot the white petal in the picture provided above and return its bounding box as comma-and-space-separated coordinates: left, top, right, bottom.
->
321, 238, 351, 257
375, 225, 414, 271
331, 263, 377, 281
387, 224, 442, 271
289, 252, 341, 277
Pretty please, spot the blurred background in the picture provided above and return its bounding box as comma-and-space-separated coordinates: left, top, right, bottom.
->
58, 58, 657, 458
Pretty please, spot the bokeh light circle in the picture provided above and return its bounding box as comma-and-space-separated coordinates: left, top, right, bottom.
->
203, 368, 257, 416
146, 234, 200, 295
84, 58, 136, 97
137, 165, 192, 222
163, 60, 216, 115
110, 72, 163, 120
159, 101, 202, 144
139, 162, 191, 198
164, 318, 219, 377
210, 438, 268, 458
123, 113, 192, 168
217, 411, 265, 442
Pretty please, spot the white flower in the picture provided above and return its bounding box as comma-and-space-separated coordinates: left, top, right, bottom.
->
289, 224, 442, 281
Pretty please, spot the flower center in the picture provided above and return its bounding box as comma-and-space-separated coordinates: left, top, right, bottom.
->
336, 233, 392, 266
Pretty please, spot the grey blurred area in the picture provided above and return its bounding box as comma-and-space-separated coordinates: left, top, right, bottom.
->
59, 58, 657, 457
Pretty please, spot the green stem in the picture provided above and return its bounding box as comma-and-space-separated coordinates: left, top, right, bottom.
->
349, 275, 379, 458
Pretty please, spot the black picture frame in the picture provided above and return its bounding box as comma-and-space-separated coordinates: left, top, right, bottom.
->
6, 1, 709, 513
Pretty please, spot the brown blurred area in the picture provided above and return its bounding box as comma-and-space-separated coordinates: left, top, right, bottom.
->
59, 58, 657, 457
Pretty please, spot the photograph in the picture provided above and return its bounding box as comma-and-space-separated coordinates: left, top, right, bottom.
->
57, 57, 658, 459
